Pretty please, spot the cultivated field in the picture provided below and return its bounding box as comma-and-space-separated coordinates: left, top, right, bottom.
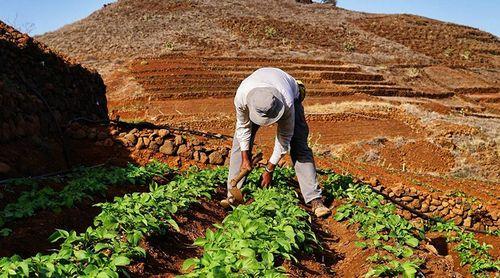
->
1, 0, 499, 277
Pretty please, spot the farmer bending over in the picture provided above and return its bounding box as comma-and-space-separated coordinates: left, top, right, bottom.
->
222, 67, 331, 218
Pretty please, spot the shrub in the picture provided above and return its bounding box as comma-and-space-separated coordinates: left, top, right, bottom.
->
264, 26, 277, 39
405, 67, 421, 79
343, 41, 356, 52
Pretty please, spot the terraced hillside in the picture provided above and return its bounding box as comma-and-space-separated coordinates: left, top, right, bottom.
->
109, 55, 455, 102
33, 0, 499, 116
38, 0, 500, 68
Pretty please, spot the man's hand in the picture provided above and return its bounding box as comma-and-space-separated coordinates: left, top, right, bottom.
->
261, 162, 276, 187
261, 171, 273, 187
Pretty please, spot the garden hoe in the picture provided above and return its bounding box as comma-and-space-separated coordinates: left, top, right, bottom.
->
220, 152, 263, 208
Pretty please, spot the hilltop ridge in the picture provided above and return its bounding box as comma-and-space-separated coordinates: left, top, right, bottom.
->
37, 0, 499, 68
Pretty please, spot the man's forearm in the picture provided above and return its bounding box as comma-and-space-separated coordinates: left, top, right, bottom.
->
241, 150, 251, 161
241, 150, 252, 169
266, 153, 284, 172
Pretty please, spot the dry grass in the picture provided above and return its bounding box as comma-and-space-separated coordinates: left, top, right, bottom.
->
400, 103, 500, 182
360, 148, 380, 162
305, 100, 395, 114
37, 0, 499, 73
405, 67, 421, 79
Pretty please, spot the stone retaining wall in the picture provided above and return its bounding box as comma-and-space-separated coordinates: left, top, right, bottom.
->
369, 181, 499, 231
66, 123, 231, 166
0, 21, 107, 177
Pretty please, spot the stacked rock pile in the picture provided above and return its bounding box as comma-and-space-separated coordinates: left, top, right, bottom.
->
367, 179, 499, 231
66, 123, 231, 166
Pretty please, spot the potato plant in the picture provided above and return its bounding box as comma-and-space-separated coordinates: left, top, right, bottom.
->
0, 166, 227, 277
322, 173, 423, 277
431, 222, 499, 276
323, 171, 499, 278
0, 161, 173, 235
182, 168, 318, 277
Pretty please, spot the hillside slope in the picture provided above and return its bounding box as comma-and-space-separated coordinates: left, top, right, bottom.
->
34, 0, 500, 185
38, 0, 499, 70
0, 20, 107, 177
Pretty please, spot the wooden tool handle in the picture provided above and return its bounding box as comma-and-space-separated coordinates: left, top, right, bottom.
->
251, 152, 263, 165
230, 167, 252, 188
230, 152, 263, 187
228, 152, 263, 204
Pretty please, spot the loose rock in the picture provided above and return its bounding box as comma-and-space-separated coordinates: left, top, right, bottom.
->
401, 196, 413, 202
177, 144, 192, 158
158, 129, 169, 138
199, 152, 209, 164
175, 135, 184, 145
463, 217, 472, 228
135, 137, 146, 150
209, 151, 225, 165
124, 133, 137, 145
160, 140, 176, 155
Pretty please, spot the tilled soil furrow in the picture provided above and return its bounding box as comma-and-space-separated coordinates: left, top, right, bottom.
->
130, 65, 361, 73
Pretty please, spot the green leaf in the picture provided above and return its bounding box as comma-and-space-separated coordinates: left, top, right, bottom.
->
405, 237, 419, 248
206, 229, 214, 241
0, 228, 12, 237
94, 243, 109, 252
194, 237, 207, 246
334, 212, 347, 221
97, 270, 118, 278
111, 256, 131, 266
182, 258, 199, 271
402, 247, 414, 258
355, 241, 367, 249
48, 229, 69, 243
74, 250, 88, 260
240, 248, 255, 258
19, 261, 29, 276
402, 263, 418, 278
166, 219, 180, 232
283, 226, 295, 241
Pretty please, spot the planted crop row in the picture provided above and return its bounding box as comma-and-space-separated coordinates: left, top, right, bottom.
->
182, 168, 318, 277
0, 161, 172, 237
431, 222, 499, 276
323, 173, 424, 277
0, 166, 227, 277
322, 172, 499, 277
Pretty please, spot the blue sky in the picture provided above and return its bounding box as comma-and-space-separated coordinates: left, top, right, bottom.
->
339, 0, 499, 36
0, 0, 498, 36
0, 0, 115, 35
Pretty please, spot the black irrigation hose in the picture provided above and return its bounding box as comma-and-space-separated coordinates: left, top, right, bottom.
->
0, 160, 180, 186
68, 117, 234, 140
0, 162, 109, 186
316, 169, 492, 235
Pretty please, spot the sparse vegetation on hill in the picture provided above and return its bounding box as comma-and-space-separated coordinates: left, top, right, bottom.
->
37, 0, 498, 70
36, 0, 499, 105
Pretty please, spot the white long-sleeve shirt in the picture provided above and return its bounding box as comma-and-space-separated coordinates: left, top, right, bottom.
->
234, 68, 299, 165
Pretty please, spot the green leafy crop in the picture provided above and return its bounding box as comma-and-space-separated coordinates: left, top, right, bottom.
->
432, 222, 499, 276
182, 167, 317, 277
0, 165, 226, 277
323, 172, 499, 278
0, 161, 173, 233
